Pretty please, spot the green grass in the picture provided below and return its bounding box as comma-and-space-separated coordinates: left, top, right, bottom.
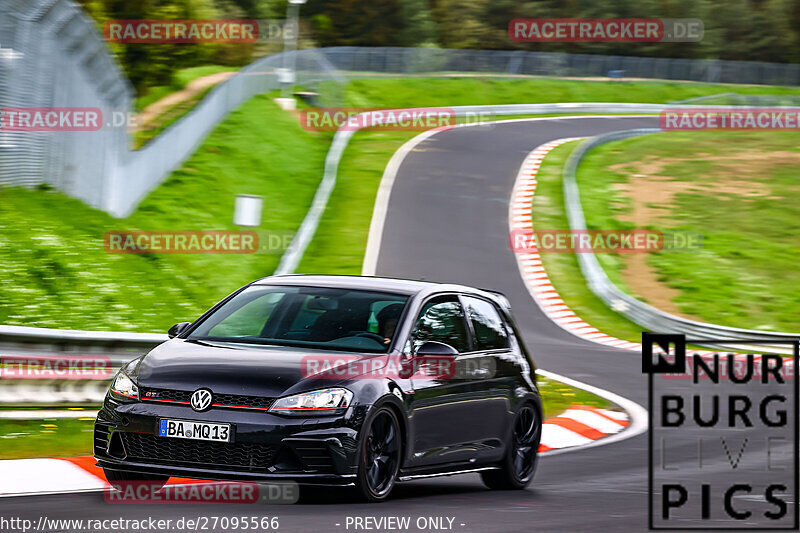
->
0, 417, 95, 459
575, 131, 800, 333
342, 77, 800, 108
0, 374, 616, 459
0, 94, 329, 332
537, 375, 614, 419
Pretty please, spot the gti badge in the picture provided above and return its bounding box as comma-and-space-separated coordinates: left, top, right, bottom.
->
190, 388, 213, 412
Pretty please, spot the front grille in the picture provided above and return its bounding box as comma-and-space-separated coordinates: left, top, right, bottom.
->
142, 389, 190, 403
122, 432, 277, 471
214, 393, 273, 409
140, 388, 273, 410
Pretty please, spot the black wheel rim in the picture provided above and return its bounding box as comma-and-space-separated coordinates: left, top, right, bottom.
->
512, 406, 540, 482
364, 412, 400, 496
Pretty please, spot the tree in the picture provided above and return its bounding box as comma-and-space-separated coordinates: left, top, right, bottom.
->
400, 0, 438, 46
307, 0, 407, 46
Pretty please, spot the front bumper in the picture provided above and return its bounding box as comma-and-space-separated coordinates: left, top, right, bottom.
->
94, 396, 363, 483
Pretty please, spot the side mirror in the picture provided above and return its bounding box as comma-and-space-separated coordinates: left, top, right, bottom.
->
168, 322, 192, 339
415, 340, 458, 357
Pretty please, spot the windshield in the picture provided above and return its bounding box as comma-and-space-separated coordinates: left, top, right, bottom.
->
188, 285, 409, 353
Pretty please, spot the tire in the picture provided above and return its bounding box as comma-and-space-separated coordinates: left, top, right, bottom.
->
481, 403, 541, 490
355, 406, 402, 502
104, 468, 169, 491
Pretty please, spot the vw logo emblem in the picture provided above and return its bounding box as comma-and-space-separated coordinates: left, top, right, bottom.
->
190, 388, 213, 412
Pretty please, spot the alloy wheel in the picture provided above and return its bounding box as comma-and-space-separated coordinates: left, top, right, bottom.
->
364, 410, 400, 496
512, 405, 540, 482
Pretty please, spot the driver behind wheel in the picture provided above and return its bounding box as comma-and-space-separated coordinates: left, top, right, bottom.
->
376, 303, 403, 345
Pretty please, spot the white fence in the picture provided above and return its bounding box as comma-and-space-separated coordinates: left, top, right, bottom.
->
0, 0, 132, 209
108, 49, 345, 217
320, 46, 800, 86
0, 0, 344, 217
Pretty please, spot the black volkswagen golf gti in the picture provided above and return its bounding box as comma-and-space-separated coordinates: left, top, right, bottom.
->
95, 275, 542, 501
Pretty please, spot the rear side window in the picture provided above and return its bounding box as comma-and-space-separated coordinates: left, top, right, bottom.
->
463, 296, 509, 350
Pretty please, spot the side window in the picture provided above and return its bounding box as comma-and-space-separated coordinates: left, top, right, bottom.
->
463, 296, 509, 350
408, 295, 470, 353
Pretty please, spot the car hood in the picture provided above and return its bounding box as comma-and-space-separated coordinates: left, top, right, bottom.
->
135, 338, 388, 398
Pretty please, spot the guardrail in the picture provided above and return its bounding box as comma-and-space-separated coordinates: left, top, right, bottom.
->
0, 325, 166, 407
562, 129, 800, 353
0, 324, 165, 366
0, 379, 110, 408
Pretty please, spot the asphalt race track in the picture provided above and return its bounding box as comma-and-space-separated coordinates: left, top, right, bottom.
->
1, 116, 792, 532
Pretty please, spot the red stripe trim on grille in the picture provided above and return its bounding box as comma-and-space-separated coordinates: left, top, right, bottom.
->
143, 398, 190, 404
142, 398, 270, 410
212, 403, 270, 410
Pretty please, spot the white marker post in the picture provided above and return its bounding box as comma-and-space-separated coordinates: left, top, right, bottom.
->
233, 194, 263, 227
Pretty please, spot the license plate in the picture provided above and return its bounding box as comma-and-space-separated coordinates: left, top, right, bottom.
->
158, 418, 232, 442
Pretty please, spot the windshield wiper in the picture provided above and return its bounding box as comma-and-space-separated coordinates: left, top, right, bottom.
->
189, 336, 282, 347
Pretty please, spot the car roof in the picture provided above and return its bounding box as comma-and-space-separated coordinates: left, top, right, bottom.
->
251, 274, 503, 300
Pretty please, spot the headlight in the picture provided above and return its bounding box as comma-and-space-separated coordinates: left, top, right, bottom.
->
269, 388, 353, 416
109, 371, 139, 401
